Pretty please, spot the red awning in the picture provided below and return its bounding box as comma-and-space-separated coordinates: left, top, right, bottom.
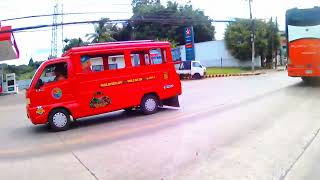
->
0, 26, 19, 61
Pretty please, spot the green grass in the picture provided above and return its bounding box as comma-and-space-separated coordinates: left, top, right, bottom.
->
17, 71, 35, 80
206, 67, 249, 75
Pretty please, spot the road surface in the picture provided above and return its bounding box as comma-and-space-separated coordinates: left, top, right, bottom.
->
1, 71, 320, 180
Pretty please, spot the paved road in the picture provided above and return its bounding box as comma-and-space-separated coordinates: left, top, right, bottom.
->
1, 71, 320, 180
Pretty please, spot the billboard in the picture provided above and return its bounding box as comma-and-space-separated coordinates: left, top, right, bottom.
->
184, 26, 195, 61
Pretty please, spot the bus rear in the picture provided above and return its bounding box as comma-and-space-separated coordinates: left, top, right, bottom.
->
286, 7, 320, 81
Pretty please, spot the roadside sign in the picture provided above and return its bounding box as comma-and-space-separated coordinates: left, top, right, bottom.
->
184, 26, 195, 61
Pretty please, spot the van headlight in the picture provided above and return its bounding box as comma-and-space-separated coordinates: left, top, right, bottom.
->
26, 98, 30, 105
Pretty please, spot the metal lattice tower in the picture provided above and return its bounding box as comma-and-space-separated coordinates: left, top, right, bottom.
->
61, 2, 64, 49
50, 1, 58, 58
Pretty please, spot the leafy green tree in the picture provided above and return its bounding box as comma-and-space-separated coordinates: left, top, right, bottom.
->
132, 0, 161, 13
225, 19, 252, 61
129, 1, 215, 45
266, 18, 280, 64
86, 18, 117, 43
28, 58, 34, 66
225, 18, 279, 64
63, 38, 89, 53
110, 23, 133, 41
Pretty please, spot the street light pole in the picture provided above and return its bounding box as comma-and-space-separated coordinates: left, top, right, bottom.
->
248, 0, 255, 72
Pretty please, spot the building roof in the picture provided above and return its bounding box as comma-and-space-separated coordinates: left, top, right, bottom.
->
0, 26, 19, 61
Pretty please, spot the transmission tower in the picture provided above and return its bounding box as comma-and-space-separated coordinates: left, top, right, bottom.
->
61, 2, 64, 49
50, 1, 58, 59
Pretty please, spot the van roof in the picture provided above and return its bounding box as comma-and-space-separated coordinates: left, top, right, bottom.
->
62, 41, 171, 56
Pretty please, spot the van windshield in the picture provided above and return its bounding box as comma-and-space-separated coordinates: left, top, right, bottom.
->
30, 66, 42, 88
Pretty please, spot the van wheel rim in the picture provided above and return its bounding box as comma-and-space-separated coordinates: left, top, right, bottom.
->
53, 112, 68, 128
145, 99, 156, 112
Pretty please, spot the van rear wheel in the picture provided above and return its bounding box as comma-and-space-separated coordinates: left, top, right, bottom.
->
48, 108, 71, 131
141, 94, 159, 115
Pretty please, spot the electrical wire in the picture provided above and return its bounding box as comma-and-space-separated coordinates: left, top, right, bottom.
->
0, 17, 231, 34
1, 11, 131, 22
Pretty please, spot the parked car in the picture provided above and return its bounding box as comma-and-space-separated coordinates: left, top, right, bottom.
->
176, 61, 207, 79
26, 40, 182, 131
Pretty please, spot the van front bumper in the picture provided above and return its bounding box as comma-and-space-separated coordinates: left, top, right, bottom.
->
27, 106, 49, 125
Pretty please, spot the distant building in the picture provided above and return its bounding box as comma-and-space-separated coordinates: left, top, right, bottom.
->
179, 40, 261, 67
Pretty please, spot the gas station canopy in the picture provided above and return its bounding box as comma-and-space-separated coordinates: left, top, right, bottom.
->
0, 26, 19, 61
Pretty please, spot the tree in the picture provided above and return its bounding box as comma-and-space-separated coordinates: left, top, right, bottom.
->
63, 38, 89, 53
86, 18, 117, 43
129, 1, 215, 45
266, 18, 280, 66
28, 58, 34, 66
111, 23, 133, 41
132, 0, 161, 13
224, 18, 279, 64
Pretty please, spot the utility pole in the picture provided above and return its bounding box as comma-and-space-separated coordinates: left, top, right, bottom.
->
271, 17, 275, 69
248, 0, 255, 72
275, 17, 278, 69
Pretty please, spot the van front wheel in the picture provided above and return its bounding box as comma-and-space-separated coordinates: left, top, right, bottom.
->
141, 95, 159, 115
192, 73, 202, 79
48, 108, 71, 131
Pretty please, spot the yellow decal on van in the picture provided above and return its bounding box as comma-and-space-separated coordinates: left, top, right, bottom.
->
164, 72, 169, 80
36, 106, 45, 115
100, 76, 156, 88
100, 81, 124, 88
145, 76, 156, 80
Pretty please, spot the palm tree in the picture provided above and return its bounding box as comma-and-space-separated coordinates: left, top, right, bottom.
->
63, 38, 89, 52
86, 18, 117, 43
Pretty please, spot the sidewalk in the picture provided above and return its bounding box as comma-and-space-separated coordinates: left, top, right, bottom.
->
255, 66, 287, 74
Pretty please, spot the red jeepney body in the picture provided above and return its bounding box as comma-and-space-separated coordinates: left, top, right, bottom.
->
26, 41, 182, 125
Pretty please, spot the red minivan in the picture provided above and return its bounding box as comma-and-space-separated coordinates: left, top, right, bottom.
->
26, 41, 182, 131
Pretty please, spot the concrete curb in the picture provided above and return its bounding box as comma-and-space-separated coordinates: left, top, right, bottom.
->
181, 72, 262, 80
204, 72, 261, 79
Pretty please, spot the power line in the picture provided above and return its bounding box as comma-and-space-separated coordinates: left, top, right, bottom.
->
0, 11, 131, 22
0, 20, 119, 34
0, 17, 233, 34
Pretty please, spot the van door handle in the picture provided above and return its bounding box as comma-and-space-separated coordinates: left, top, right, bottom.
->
36, 89, 44, 92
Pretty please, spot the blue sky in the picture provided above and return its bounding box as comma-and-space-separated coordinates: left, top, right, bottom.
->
1, 0, 319, 65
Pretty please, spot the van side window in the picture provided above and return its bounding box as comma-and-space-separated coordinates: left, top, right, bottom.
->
131, 53, 141, 67
39, 62, 68, 85
149, 48, 163, 65
129, 49, 167, 67
81, 53, 126, 73
192, 62, 202, 68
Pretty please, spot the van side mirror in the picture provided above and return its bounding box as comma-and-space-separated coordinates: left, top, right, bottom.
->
35, 79, 44, 89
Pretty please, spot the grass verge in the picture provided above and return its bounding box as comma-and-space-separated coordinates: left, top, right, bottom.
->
206, 67, 249, 75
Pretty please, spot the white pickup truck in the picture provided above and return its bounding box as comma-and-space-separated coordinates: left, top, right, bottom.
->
176, 61, 207, 79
